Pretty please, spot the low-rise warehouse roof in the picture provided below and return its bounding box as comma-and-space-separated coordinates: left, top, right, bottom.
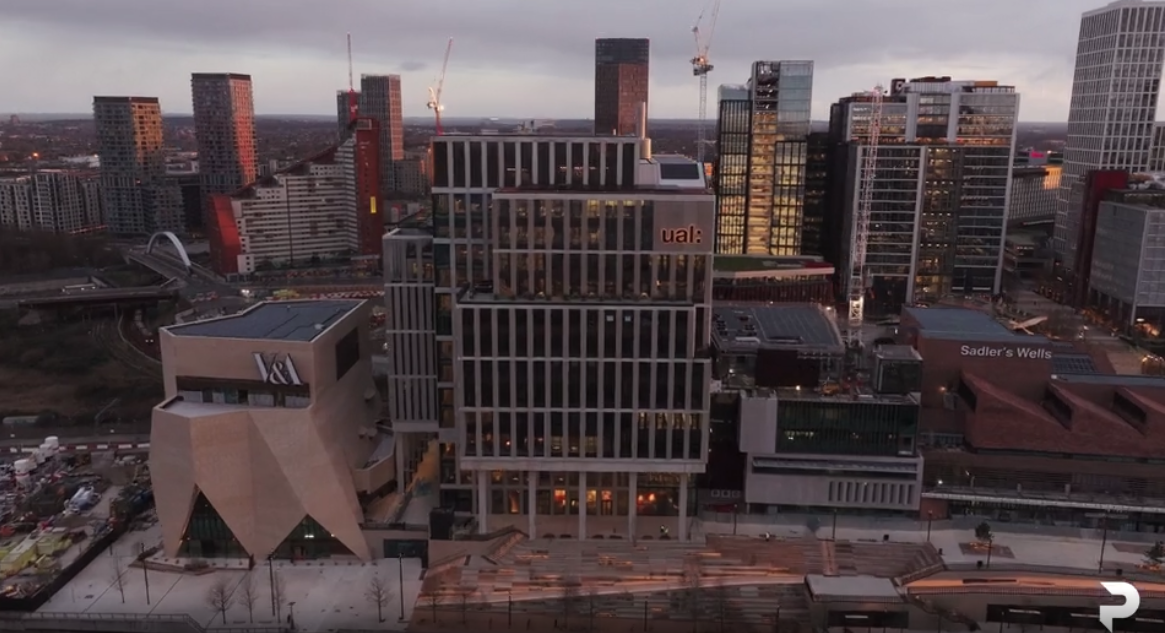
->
712, 304, 844, 354
904, 306, 1040, 344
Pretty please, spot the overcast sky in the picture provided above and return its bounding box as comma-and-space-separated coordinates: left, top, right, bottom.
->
0, 0, 1111, 121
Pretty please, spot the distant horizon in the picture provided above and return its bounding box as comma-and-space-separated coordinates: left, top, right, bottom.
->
2, 112, 1072, 126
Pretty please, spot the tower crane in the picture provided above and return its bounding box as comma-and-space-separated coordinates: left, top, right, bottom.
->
345, 33, 358, 124
427, 38, 454, 135
691, 0, 722, 164
845, 84, 885, 348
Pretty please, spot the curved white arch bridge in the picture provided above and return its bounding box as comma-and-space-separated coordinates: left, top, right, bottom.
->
146, 231, 192, 270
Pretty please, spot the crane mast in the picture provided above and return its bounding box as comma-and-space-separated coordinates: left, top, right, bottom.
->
428, 38, 454, 136
845, 84, 884, 348
691, 0, 721, 165
346, 33, 358, 124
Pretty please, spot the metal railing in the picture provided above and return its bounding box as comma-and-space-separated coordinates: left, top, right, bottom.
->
0, 612, 287, 633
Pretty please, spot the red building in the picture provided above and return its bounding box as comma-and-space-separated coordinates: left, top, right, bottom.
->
206, 118, 382, 277
1070, 170, 1129, 307
349, 118, 383, 259
901, 306, 1165, 532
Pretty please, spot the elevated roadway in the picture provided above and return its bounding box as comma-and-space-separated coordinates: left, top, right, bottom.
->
0, 434, 150, 455
16, 286, 180, 309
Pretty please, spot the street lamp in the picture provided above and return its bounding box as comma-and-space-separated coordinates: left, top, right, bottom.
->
926, 511, 934, 543
985, 535, 994, 569
398, 552, 406, 622
288, 601, 296, 630
831, 509, 838, 541
1099, 510, 1110, 573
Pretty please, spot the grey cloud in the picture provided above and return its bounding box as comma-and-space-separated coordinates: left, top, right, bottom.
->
399, 61, 427, 72
1, 0, 1102, 84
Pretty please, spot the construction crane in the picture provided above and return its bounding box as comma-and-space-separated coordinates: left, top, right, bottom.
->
345, 33, 359, 124
690, 0, 722, 164
427, 38, 454, 135
845, 84, 885, 348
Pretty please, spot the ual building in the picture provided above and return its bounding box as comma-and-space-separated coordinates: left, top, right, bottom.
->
149, 300, 395, 561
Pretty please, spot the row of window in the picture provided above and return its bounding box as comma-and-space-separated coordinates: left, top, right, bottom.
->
459, 307, 707, 360
459, 359, 709, 410
461, 411, 705, 461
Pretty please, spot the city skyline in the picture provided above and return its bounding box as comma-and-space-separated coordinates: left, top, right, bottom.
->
0, 0, 1127, 121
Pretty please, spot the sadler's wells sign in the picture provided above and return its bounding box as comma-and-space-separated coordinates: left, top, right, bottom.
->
959, 345, 1052, 360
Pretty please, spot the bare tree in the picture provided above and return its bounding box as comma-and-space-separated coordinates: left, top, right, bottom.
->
558, 577, 582, 630
457, 587, 477, 625
365, 574, 391, 623
205, 576, 235, 625
581, 586, 602, 632
108, 557, 126, 604
238, 572, 260, 624
682, 559, 704, 633
271, 571, 288, 621
709, 581, 734, 633
421, 591, 445, 624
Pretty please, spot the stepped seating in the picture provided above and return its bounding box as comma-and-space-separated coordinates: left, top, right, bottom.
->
482, 528, 527, 565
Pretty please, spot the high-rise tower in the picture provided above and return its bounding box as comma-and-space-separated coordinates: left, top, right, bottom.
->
594, 38, 650, 136
190, 73, 259, 213
829, 77, 1019, 314
714, 61, 814, 256
1055, 0, 1165, 269
359, 75, 405, 199
92, 96, 182, 235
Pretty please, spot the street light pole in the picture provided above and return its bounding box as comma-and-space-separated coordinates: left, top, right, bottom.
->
985, 536, 994, 569
268, 556, 276, 616
831, 510, 838, 541
288, 601, 296, 631
926, 511, 934, 543
1099, 511, 1110, 573
398, 552, 406, 622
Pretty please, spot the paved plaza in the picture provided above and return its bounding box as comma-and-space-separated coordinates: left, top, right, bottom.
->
39, 524, 424, 631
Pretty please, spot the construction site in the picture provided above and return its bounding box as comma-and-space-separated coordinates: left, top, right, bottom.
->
0, 437, 152, 609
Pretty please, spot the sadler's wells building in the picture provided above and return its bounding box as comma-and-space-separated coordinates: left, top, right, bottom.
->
902, 306, 1165, 533
149, 300, 395, 561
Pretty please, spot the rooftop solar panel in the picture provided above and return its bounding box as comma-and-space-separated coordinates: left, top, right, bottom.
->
1052, 354, 1099, 375
168, 300, 362, 342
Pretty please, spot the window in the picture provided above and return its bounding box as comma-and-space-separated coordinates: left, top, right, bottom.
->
334, 328, 360, 381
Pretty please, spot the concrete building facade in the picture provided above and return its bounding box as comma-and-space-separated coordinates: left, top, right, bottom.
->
92, 96, 182, 235
1089, 197, 1165, 331
455, 188, 715, 540
1055, 0, 1165, 268
149, 300, 395, 561
191, 73, 259, 218
0, 171, 104, 234
207, 119, 381, 276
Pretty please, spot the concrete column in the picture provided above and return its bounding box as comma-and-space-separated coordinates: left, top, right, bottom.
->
578, 471, 587, 539
476, 471, 488, 534
527, 470, 537, 537
395, 432, 408, 488
678, 473, 689, 541
628, 474, 637, 540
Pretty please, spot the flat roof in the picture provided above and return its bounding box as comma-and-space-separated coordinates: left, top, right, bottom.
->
713, 254, 832, 274
167, 300, 361, 342
806, 574, 901, 600
905, 306, 1039, 343
712, 304, 844, 353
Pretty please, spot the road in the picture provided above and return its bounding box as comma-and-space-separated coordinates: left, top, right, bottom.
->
0, 433, 150, 454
